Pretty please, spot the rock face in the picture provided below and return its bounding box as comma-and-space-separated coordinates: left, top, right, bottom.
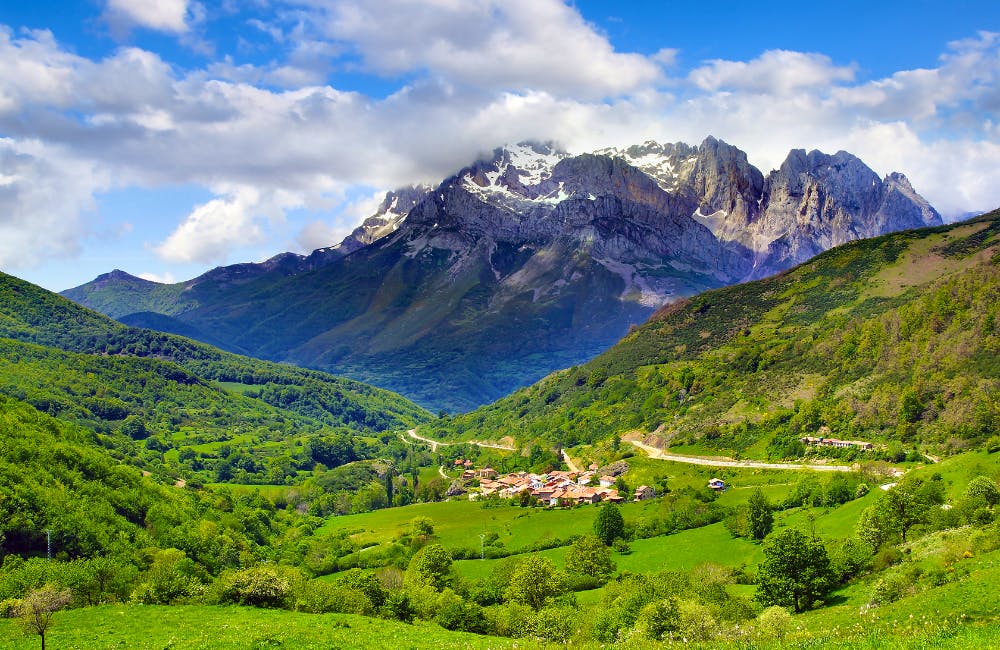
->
313, 185, 433, 260
748, 150, 940, 276
603, 140, 940, 278
63, 137, 940, 411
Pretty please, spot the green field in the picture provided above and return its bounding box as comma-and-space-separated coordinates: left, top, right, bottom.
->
453, 520, 763, 581
0, 605, 522, 650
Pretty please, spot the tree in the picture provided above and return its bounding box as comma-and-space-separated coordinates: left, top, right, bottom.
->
504, 556, 567, 610
18, 585, 71, 650
410, 516, 435, 538
594, 503, 625, 546
405, 543, 452, 591
379, 459, 397, 506
756, 528, 833, 613
564, 534, 616, 580
965, 475, 1000, 506
876, 476, 942, 542
727, 488, 774, 541
745, 488, 775, 540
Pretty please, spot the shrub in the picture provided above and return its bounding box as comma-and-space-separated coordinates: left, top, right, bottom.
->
677, 600, 718, 642
0, 598, 22, 618
868, 572, 914, 606
132, 549, 205, 605
379, 590, 415, 623
635, 597, 680, 640
336, 568, 386, 608
485, 602, 536, 638
217, 565, 299, 608
534, 605, 577, 642
756, 605, 792, 641
294, 582, 373, 615
435, 597, 488, 634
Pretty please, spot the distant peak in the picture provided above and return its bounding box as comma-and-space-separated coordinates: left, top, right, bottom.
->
97, 269, 145, 282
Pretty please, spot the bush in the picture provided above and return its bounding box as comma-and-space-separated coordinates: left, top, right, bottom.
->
217, 565, 299, 608
830, 537, 874, 583
635, 597, 679, 640
534, 605, 577, 642
0, 598, 22, 618
756, 605, 792, 641
379, 590, 415, 622
677, 600, 718, 641
485, 602, 536, 638
336, 568, 386, 608
868, 572, 915, 606
132, 549, 205, 605
294, 582, 373, 614
435, 597, 488, 634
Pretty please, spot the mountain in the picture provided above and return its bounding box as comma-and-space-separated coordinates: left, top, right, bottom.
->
0, 270, 429, 446
419, 211, 1000, 457
64, 138, 941, 412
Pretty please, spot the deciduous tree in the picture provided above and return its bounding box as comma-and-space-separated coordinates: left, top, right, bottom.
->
18, 584, 71, 650
594, 503, 625, 546
756, 528, 833, 613
565, 534, 615, 580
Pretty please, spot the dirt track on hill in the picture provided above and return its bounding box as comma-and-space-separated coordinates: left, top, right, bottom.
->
406, 429, 515, 452
629, 440, 854, 472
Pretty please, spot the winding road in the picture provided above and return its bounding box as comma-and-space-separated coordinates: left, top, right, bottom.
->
406, 429, 515, 452
629, 440, 855, 472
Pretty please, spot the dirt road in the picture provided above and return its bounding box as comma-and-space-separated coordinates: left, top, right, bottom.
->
629, 440, 854, 472
561, 449, 580, 473
406, 429, 515, 452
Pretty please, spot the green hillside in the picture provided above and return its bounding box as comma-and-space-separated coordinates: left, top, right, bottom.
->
62, 234, 652, 413
5, 216, 1000, 648
0, 272, 429, 431
420, 212, 1000, 461
0, 271, 431, 491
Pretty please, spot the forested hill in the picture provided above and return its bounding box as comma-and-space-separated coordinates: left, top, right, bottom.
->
0, 271, 430, 433
421, 211, 1000, 458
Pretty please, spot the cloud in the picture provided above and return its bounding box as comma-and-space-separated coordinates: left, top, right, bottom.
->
138, 270, 177, 283
1, 12, 1000, 275
104, 0, 193, 35
689, 50, 856, 94
294, 188, 385, 252
154, 186, 270, 263
300, 0, 661, 98
0, 138, 109, 268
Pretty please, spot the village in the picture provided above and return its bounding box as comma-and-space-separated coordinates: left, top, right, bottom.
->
447, 458, 722, 507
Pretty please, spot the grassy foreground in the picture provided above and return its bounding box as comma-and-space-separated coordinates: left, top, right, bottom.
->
0, 605, 522, 650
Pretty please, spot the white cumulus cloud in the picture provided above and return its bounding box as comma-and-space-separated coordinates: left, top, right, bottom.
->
689, 50, 857, 94
298, 0, 662, 98
1, 10, 1000, 277
104, 0, 193, 35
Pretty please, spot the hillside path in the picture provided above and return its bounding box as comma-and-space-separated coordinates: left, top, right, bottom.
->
438, 464, 449, 479
562, 449, 580, 473
629, 440, 854, 472
406, 429, 515, 452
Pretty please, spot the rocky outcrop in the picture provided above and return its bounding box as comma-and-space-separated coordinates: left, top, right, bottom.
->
749, 150, 941, 275
317, 185, 433, 259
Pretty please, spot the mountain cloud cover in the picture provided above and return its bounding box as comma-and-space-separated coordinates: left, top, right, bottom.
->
0, 2, 998, 271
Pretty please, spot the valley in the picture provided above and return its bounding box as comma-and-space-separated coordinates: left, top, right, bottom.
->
2, 213, 999, 648
63, 138, 939, 412
4, 3, 1000, 648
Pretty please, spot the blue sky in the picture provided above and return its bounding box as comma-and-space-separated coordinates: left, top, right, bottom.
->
1, 1, 998, 291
